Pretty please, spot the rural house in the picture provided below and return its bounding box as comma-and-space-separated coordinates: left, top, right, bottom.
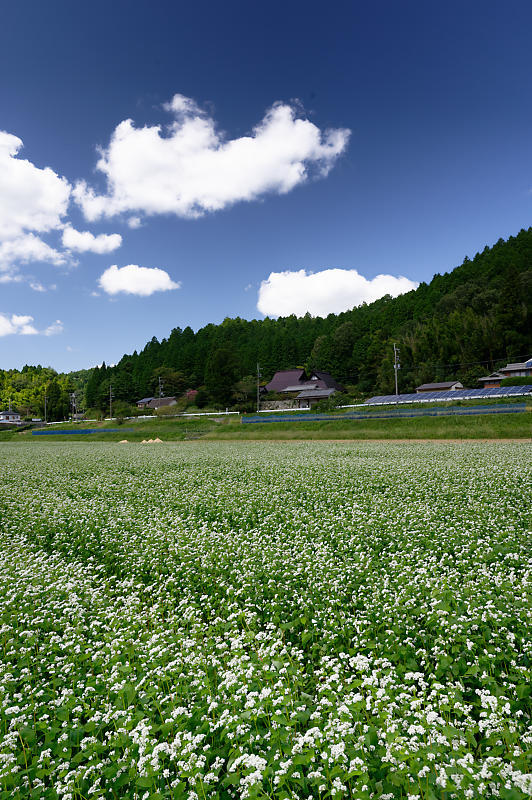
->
477, 357, 532, 388
265, 369, 345, 395
264, 369, 345, 409
137, 396, 178, 410
296, 387, 337, 409
0, 410, 21, 424
416, 381, 463, 393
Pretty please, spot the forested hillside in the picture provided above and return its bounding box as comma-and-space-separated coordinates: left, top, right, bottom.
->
85, 229, 531, 409
0, 366, 92, 421
2, 229, 531, 417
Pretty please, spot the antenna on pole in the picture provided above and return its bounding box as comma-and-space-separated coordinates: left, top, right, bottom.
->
393, 343, 401, 396
256, 363, 261, 413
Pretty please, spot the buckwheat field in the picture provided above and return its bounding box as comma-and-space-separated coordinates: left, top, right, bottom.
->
0, 441, 530, 800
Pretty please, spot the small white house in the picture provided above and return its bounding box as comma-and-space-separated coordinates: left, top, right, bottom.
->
0, 411, 22, 424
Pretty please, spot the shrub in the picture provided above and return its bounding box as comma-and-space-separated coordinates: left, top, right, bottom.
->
500, 376, 532, 386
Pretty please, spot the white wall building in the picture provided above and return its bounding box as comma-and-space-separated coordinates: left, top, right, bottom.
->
0, 411, 22, 424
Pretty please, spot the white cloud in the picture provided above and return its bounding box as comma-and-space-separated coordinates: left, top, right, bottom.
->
0, 314, 38, 336
74, 95, 350, 221
0, 313, 63, 337
62, 225, 122, 254
98, 264, 181, 296
0, 233, 67, 272
0, 132, 71, 240
44, 319, 63, 336
257, 268, 419, 318
0, 131, 71, 276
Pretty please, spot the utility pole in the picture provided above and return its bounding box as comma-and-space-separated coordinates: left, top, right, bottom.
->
109, 384, 114, 419
256, 363, 261, 413
44, 392, 47, 424
393, 343, 400, 396
158, 376, 164, 398
70, 391, 77, 421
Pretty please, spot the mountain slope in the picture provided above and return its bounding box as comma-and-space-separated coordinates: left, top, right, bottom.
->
95, 228, 530, 405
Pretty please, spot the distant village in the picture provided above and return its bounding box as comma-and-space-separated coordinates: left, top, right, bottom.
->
2, 356, 532, 426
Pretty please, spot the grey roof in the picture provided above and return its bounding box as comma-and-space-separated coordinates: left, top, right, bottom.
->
478, 372, 503, 382
416, 381, 462, 391
297, 387, 336, 399
502, 360, 532, 372
137, 397, 154, 404
282, 384, 309, 392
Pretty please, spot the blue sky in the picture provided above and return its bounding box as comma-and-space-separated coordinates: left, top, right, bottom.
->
2, 0, 532, 371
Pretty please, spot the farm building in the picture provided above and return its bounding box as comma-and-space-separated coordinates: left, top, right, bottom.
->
416, 381, 463, 393
296, 387, 336, 408
265, 369, 344, 395
0, 410, 21, 424
137, 396, 177, 410
478, 357, 532, 388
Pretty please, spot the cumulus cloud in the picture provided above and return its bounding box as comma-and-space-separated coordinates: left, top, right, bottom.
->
0, 233, 67, 272
0, 313, 63, 337
0, 131, 71, 277
98, 264, 181, 296
0, 132, 71, 240
62, 225, 122, 254
257, 268, 418, 318
74, 95, 350, 221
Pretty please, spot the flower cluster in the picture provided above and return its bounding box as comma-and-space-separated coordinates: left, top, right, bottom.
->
0, 441, 530, 799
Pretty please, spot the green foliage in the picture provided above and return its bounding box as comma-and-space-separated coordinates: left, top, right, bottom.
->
500, 376, 532, 385
194, 387, 209, 408
233, 374, 257, 402
0, 364, 77, 419
204, 345, 240, 406
150, 366, 188, 397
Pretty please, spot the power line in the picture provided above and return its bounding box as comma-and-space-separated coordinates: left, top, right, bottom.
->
396, 352, 532, 372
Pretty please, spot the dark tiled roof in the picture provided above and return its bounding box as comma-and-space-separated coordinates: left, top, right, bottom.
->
264, 369, 306, 392
311, 371, 345, 391
147, 397, 177, 408
137, 397, 154, 404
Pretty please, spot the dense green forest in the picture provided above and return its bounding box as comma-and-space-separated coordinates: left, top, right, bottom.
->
0, 367, 92, 421
2, 229, 532, 417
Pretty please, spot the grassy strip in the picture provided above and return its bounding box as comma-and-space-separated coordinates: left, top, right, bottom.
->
1, 401, 531, 442
0, 408, 530, 441
206, 411, 532, 440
